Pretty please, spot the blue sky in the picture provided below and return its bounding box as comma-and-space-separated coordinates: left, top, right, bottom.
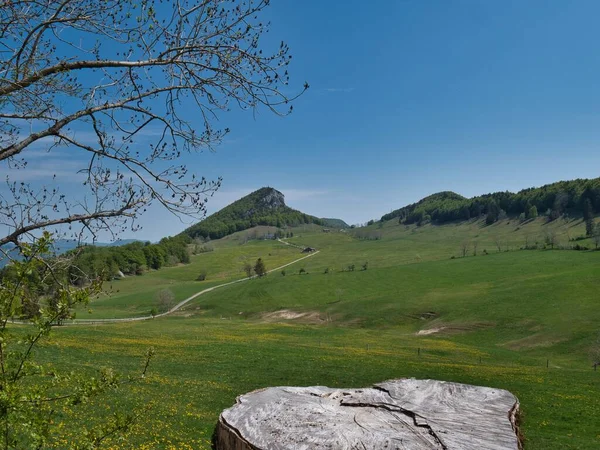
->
7, 0, 600, 241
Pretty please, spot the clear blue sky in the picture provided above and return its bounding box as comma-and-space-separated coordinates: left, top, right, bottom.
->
8, 0, 600, 241
164, 0, 600, 236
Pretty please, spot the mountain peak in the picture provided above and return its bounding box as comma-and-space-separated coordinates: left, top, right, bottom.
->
181, 187, 322, 240
255, 187, 285, 209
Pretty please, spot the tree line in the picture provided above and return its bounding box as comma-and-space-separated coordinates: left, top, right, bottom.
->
36, 236, 193, 286
67, 236, 192, 284
381, 178, 600, 227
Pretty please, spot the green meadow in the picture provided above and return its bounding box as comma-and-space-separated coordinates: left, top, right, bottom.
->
41, 218, 600, 449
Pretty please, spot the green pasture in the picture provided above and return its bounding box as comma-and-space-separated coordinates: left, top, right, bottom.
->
37, 218, 600, 448
78, 239, 301, 319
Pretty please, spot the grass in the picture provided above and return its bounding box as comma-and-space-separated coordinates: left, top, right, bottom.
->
77, 238, 301, 319
33, 218, 600, 448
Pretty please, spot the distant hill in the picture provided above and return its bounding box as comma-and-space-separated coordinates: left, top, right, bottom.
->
320, 218, 350, 229
181, 187, 324, 240
382, 178, 600, 225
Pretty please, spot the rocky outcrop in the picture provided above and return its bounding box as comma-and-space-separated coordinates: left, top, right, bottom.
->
258, 188, 285, 209
215, 378, 522, 450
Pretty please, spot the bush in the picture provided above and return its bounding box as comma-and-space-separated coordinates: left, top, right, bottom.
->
324, 267, 330, 274
157, 289, 175, 312
299, 268, 306, 275
196, 271, 207, 281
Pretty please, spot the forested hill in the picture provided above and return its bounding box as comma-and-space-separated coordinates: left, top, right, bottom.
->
181, 187, 324, 240
382, 178, 600, 225
321, 218, 350, 228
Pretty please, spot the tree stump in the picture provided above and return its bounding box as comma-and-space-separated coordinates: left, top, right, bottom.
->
215, 378, 521, 450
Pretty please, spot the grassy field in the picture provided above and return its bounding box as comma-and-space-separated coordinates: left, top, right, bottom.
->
36, 218, 600, 449
76, 237, 301, 319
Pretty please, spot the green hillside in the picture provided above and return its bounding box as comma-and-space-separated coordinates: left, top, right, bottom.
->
320, 217, 350, 228
181, 187, 323, 240
46, 220, 600, 449
382, 177, 600, 225
34, 182, 600, 449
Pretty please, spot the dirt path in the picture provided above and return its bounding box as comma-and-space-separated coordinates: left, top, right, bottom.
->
67, 247, 319, 325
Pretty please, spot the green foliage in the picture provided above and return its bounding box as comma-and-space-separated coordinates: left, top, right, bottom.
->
181, 187, 323, 240
320, 218, 350, 228
528, 205, 538, 219
196, 271, 207, 281
584, 199, 594, 236
253, 258, 267, 277
0, 233, 152, 448
382, 178, 600, 225
67, 236, 191, 284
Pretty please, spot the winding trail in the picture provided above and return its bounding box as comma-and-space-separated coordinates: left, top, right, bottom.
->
67, 241, 319, 325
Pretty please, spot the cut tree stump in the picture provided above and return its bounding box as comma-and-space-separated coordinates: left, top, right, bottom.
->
215, 378, 521, 450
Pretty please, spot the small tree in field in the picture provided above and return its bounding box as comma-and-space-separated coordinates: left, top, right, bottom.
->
545, 229, 558, 249
461, 241, 470, 258
157, 289, 175, 312
243, 263, 254, 278
254, 258, 267, 277
593, 223, 600, 250
493, 237, 503, 253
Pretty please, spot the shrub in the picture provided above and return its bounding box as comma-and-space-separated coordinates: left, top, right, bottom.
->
196, 271, 207, 281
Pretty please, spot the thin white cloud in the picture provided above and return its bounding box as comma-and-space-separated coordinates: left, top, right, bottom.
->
0, 160, 86, 182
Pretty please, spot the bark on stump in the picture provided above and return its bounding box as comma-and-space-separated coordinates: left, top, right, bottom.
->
215, 378, 521, 450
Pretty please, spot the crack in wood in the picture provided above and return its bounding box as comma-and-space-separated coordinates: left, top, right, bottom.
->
215, 379, 521, 450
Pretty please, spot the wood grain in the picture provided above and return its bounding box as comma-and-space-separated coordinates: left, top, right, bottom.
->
216, 378, 521, 450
